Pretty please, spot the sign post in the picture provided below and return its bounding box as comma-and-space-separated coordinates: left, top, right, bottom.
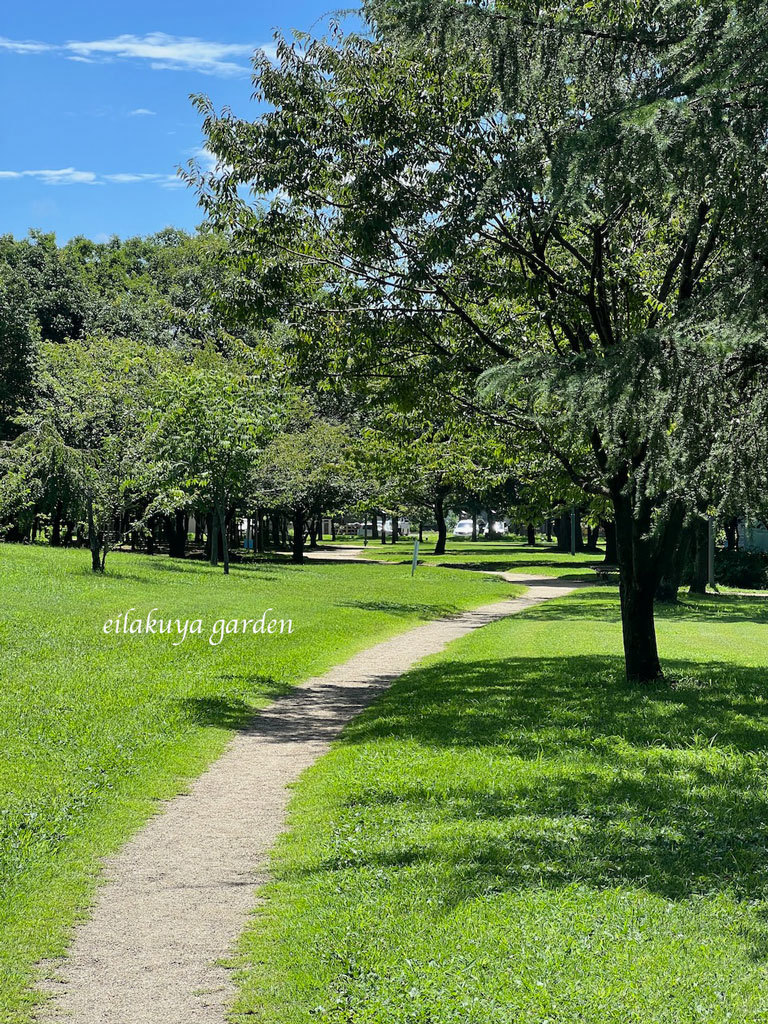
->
411, 539, 420, 576
570, 508, 576, 556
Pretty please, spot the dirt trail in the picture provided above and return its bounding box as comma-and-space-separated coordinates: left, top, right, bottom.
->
37, 574, 580, 1024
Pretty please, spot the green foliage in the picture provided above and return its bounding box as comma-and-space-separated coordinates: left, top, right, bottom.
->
4, 336, 159, 566
254, 410, 363, 520
190, 8, 768, 676
714, 548, 768, 591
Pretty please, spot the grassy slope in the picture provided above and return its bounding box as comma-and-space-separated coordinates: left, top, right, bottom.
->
0, 544, 521, 1023
232, 588, 768, 1024
355, 538, 603, 577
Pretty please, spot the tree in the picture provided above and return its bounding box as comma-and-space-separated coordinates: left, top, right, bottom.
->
254, 410, 362, 564
4, 337, 155, 570
0, 274, 38, 442
191, 15, 768, 680
148, 348, 276, 574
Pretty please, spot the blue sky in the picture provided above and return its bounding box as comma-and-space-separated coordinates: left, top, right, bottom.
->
1, 2, 357, 242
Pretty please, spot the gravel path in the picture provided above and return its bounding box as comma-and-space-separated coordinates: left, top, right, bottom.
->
37, 574, 580, 1024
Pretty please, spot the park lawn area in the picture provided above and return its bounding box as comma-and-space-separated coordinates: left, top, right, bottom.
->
356, 538, 602, 578
232, 587, 768, 1024
0, 544, 520, 1024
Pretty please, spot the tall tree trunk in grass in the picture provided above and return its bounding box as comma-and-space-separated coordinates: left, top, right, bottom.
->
292, 509, 305, 564
210, 508, 219, 567
612, 492, 685, 681
371, 513, 379, 540
166, 509, 186, 559
87, 498, 101, 573
215, 502, 229, 575
380, 512, 387, 544
51, 501, 63, 547
433, 486, 450, 556
689, 517, 708, 595
527, 522, 536, 546
545, 519, 553, 542
472, 511, 477, 541
724, 516, 739, 551
392, 509, 399, 544
602, 520, 617, 564
657, 522, 693, 603
255, 509, 264, 553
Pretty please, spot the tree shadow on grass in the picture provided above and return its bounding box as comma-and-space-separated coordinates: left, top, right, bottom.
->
437, 562, 604, 583
316, 648, 768, 958
176, 674, 291, 729
338, 599, 476, 620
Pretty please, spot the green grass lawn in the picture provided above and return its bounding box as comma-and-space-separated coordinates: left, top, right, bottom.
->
354, 538, 604, 578
0, 544, 521, 1024
231, 587, 768, 1024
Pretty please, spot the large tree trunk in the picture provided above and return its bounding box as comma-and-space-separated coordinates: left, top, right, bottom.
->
380, 512, 387, 544
371, 513, 379, 540
553, 512, 571, 552
689, 517, 708, 595
51, 501, 63, 547
292, 510, 305, 564
308, 518, 318, 549
472, 511, 478, 542
87, 499, 102, 573
601, 519, 618, 564
392, 509, 399, 544
612, 494, 684, 681
433, 489, 449, 556
166, 509, 187, 559
619, 580, 661, 682
656, 523, 693, 603
526, 522, 536, 546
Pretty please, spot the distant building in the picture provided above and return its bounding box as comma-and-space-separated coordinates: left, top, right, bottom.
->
739, 520, 768, 553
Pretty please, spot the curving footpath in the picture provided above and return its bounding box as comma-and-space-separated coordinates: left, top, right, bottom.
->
37, 574, 581, 1024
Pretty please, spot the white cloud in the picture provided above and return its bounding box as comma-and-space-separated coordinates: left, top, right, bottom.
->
0, 35, 53, 54
104, 173, 164, 183
0, 168, 185, 188
128, 108, 156, 116
0, 32, 269, 77
0, 168, 100, 186
64, 33, 257, 76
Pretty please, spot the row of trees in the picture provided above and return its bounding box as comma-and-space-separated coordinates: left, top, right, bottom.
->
184, 0, 768, 681
1, 231, 578, 568
6, 1, 767, 680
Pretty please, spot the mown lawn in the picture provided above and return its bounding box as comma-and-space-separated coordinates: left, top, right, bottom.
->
355, 538, 603, 578
232, 587, 768, 1024
0, 544, 520, 1024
